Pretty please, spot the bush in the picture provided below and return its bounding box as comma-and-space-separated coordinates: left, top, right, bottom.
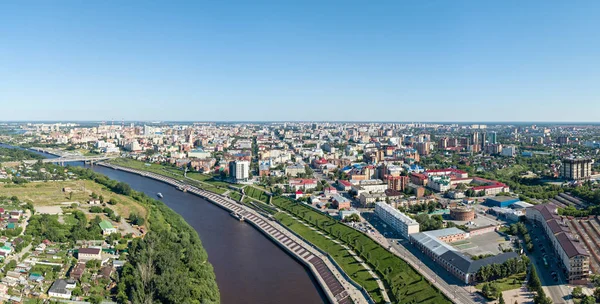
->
90, 206, 103, 213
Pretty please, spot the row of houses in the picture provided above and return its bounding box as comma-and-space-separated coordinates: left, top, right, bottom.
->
526, 203, 590, 283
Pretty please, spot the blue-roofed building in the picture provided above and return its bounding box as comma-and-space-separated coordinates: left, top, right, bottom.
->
486, 196, 520, 208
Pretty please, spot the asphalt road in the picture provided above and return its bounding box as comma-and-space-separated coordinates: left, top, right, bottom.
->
526, 222, 574, 304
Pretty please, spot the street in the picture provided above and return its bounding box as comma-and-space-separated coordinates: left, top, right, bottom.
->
526, 222, 573, 304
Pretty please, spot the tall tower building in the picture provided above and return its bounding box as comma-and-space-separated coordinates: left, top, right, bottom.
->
229, 160, 250, 182
488, 132, 497, 144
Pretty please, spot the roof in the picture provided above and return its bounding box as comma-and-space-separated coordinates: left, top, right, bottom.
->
48, 279, 70, 295
423, 228, 467, 239
78, 248, 101, 255
99, 220, 114, 230
487, 196, 518, 203
440, 251, 519, 274
410, 232, 454, 256
529, 203, 558, 221
556, 232, 589, 258
512, 201, 534, 209
338, 180, 352, 187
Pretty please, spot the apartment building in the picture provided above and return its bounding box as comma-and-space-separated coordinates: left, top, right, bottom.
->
374, 202, 419, 238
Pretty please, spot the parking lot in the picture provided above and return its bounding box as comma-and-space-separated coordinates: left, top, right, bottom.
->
452, 231, 515, 257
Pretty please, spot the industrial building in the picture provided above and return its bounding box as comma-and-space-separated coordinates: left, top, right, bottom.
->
374, 202, 419, 238
486, 196, 520, 208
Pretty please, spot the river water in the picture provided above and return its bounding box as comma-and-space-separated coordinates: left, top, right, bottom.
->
0, 144, 326, 304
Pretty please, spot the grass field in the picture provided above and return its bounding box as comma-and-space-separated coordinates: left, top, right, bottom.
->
229, 191, 242, 202
475, 272, 526, 292
244, 186, 269, 203
0, 180, 147, 220
272, 197, 450, 304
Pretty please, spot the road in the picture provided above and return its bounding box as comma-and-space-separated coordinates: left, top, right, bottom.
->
526, 222, 573, 304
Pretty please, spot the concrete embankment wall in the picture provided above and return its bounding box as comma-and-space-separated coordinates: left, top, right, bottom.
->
243, 219, 338, 304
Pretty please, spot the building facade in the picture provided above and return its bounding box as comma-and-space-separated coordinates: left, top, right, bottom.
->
526, 203, 590, 283
374, 202, 419, 238
229, 160, 250, 182
560, 157, 593, 180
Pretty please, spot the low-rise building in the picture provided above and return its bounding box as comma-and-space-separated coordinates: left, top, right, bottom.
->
48, 279, 72, 299
78, 247, 101, 261
359, 192, 387, 207
99, 220, 117, 235
289, 179, 318, 191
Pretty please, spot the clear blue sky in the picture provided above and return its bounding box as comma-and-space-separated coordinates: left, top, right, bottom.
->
1, 1, 599, 122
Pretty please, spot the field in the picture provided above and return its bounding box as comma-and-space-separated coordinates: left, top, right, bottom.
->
229, 191, 242, 202
475, 273, 526, 292
244, 186, 269, 203
272, 197, 450, 304
0, 180, 147, 220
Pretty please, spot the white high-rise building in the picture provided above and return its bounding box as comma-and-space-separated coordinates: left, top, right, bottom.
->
375, 202, 419, 238
501, 145, 516, 157
229, 160, 250, 182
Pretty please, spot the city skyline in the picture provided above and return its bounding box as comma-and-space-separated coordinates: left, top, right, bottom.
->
3, 1, 600, 121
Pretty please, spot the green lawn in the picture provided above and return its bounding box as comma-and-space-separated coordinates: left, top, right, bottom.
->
475, 272, 526, 292
229, 191, 242, 202
272, 197, 450, 304
275, 212, 384, 303
244, 186, 269, 203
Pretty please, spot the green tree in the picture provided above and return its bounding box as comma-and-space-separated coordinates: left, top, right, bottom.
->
581, 296, 596, 304
572, 286, 584, 299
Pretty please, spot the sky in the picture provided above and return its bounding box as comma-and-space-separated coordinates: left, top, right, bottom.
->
1, 1, 600, 122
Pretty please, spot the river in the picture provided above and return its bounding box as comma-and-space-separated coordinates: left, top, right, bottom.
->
0, 144, 327, 304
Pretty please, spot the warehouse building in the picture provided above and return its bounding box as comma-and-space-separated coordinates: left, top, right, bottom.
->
486, 196, 520, 208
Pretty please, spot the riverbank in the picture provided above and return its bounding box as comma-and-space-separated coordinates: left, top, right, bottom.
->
98, 162, 369, 304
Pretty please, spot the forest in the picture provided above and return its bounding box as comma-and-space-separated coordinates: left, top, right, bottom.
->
0, 147, 44, 161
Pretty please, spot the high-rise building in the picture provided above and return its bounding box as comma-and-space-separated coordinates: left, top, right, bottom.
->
488, 131, 497, 144
501, 145, 516, 157
560, 157, 593, 180
229, 160, 250, 181
470, 132, 479, 146
480, 132, 487, 149
438, 137, 448, 149
415, 142, 431, 156
557, 136, 570, 145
